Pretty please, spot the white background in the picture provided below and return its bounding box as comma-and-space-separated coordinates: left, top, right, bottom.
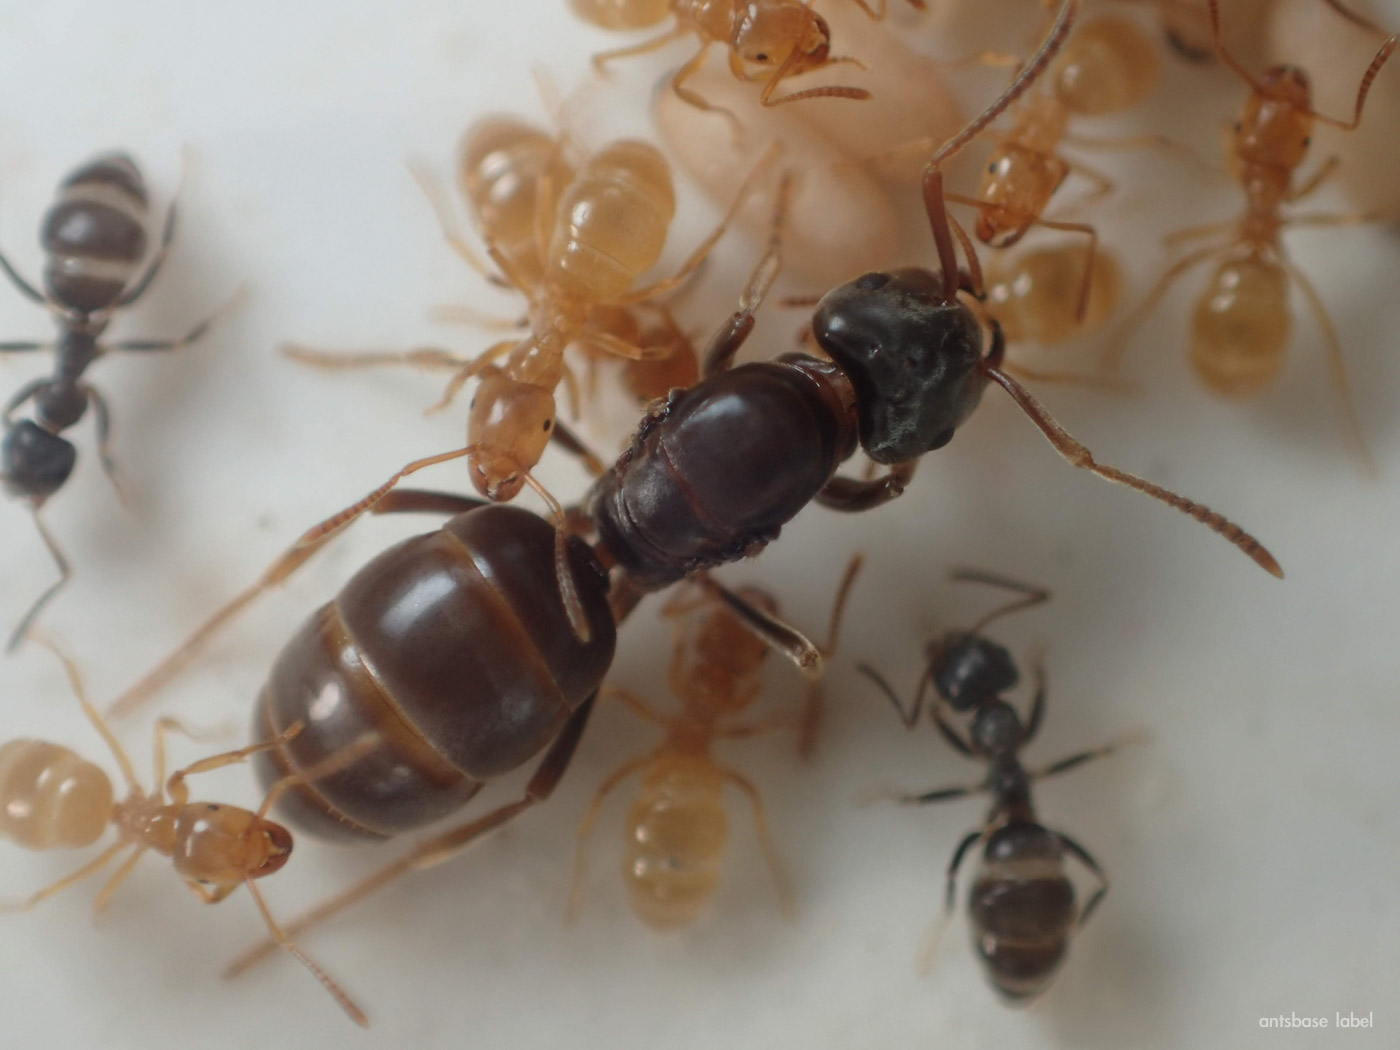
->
0, 1, 1397, 1047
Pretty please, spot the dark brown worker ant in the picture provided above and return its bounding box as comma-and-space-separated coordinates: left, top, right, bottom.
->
1104, 0, 1398, 472
0, 639, 369, 1024
566, 556, 861, 929
858, 569, 1139, 1001
0, 152, 232, 650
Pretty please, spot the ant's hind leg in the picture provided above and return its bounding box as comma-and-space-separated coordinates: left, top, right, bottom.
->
0, 243, 46, 304
816, 460, 918, 512
0, 843, 128, 913
7, 512, 72, 654
112, 285, 247, 353
916, 829, 982, 975
565, 754, 653, 924
719, 765, 796, 920
105, 443, 481, 719
83, 384, 127, 507
701, 173, 790, 376
227, 694, 598, 978
1281, 258, 1377, 477
696, 574, 823, 678
1057, 830, 1110, 927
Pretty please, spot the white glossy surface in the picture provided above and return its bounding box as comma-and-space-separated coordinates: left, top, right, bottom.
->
0, 1, 1397, 1048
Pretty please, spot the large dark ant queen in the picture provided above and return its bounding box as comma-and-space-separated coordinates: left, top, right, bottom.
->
91, 0, 1275, 1003
859, 570, 1139, 1002
0, 152, 231, 651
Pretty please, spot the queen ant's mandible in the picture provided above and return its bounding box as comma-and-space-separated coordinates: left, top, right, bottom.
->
858, 570, 1140, 1002
0, 152, 234, 651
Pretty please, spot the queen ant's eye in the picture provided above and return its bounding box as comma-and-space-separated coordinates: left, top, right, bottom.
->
755, 52, 768, 61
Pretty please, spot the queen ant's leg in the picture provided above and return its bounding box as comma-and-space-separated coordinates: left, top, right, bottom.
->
0, 340, 46, 352
696, 574, 823, 678
105, 444, 480, 719
796, 554, 864, 756
718, 765, 795, 919
565, 753, 654, 924
816, 460, 918, 512
227, 694, 598, 977
1056, 831, 1109, 926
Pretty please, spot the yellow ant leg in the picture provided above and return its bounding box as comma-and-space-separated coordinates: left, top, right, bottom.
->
564, 754, 656, 924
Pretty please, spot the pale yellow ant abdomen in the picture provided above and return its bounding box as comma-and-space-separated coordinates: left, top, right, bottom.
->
1190, 257, 1291, 397
458, 118, 575, 289
985, 243, 1122, 344
623, 754, 728, 929
548, 140, 676, 303
0, 740, 113, 850
1052, 16, 1160, 116
569, 0, 672, 31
